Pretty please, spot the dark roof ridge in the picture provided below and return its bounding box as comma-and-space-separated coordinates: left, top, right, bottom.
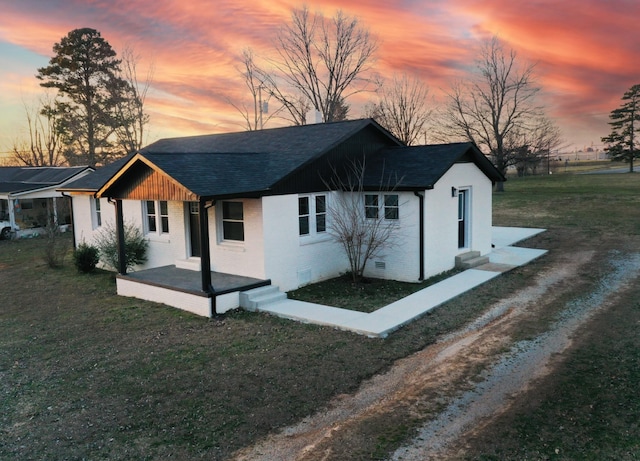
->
146, 151, 267, 156
150, 118, 372, 142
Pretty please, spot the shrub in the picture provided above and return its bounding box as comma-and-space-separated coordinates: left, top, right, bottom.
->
73, 241, 100, 273
94, 221, 148, 271
43, 219, 69, 268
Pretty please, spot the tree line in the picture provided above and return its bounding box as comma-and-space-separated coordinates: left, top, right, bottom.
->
9, 7, 637, 178
231, 7, 563, 190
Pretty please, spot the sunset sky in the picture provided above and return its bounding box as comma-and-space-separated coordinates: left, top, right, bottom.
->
1, 0, 638, 160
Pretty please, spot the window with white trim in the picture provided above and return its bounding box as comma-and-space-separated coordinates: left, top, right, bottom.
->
315, 195, 326, 232
222, 201, 244, 241
92, 197, 102, 229
145, 200, 169, 234
299, 194, 327, 236
384, 194, 399, 220
364, 193, 399, 220
365, 194, 378, 218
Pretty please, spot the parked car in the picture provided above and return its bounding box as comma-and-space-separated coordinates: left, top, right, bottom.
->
0, 217, 17, 240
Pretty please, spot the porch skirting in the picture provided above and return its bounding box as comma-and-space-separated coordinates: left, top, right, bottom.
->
117, 277, 214, 316
115, 265, 271, 317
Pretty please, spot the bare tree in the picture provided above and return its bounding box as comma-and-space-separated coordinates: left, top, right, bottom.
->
264, 6, 378, 124
443, 37, 544, 190
11, 95, 65, 166
509, 116, 563, 176
366, 74, 433, 145
113, 46, 153, 153
228, 48, 282, 130
325, 159, 402, 283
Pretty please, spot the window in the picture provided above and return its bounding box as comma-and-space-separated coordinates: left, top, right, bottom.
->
365, 194, 399, 220
94, 198, 102, 227
365, 194, 378, 218
298, 197, 310, 235
145, 200, 169, 234
299, 194, 327, 236
384, 194, 399, 220
315, 195, 326, 232
222, 201, 244, 241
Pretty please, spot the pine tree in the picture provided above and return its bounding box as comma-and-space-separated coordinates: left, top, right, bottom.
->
37, 28, 130, 167
601, 84, 640, 173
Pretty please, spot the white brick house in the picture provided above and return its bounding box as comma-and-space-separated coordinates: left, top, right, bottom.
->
61, 119, 504, 317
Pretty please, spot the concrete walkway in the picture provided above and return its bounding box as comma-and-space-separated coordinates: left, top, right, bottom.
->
257, 227, 547, 338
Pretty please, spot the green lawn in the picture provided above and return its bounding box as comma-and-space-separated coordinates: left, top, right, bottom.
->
1, 172, 639, 460
288, 269, 460, 312
0, 236, 514, 460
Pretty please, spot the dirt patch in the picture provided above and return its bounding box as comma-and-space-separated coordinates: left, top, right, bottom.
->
230, 242, 640, 461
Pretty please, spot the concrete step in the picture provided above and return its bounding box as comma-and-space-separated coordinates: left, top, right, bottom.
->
455, 251, 481, 266
240, 285, 287, 311
457, 254, 490, 269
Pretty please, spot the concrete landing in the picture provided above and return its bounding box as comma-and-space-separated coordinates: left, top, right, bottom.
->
256, 227, 547, 338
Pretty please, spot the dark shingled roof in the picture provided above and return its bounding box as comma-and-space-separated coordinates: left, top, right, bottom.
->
63, 119, 400, 196
59, 119, 504, 197
141, 118, 377, 156
362, 143, 505, 190
142, 152, 276, 197
58, 155, 133, 192
0, 166, 92, 194
137, 119, 392, 196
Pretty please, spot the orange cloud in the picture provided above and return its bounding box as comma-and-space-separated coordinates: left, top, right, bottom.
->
1, 0, 638, 153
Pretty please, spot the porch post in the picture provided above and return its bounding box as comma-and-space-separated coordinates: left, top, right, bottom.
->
8, 198, 16, 233
414, 191, 425, 281
52, 198, 59, 226
199, 198, 212, 293
114, 199, 127, 275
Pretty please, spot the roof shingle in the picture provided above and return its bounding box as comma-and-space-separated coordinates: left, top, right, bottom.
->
0, 166, 92, 194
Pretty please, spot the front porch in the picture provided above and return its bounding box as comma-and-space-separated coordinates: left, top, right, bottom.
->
116, 266, 271, 317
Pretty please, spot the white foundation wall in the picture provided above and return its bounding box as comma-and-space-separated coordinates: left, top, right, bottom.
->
262, 194, 348, 292
117, 277, 212, 317
423, 163, 493, 278
362, 191, 421, 283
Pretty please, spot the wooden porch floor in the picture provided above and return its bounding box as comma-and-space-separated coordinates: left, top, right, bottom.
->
119, 265, 270, 296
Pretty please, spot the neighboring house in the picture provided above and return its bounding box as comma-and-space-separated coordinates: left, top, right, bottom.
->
60, 119, 504, 316
0, 166, 93, 239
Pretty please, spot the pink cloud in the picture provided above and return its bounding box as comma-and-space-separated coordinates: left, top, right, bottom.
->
1, 0, 637, 151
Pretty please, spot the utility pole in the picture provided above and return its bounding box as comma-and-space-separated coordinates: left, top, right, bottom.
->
258, 84, 268, 130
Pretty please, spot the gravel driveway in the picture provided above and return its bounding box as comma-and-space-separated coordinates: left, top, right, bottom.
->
230, 247, 640, 461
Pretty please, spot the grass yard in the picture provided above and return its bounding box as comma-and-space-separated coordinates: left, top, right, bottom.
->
1, 171, 639, 460
0, 235, 522, 460
288, 269, 460, 312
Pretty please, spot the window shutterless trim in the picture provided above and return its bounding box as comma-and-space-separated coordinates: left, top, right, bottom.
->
299, 194, 327, 237
221, 201, 244, 241
145, 200, 169, 235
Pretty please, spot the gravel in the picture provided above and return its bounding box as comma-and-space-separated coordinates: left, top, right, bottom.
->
390, 251, 640, 461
